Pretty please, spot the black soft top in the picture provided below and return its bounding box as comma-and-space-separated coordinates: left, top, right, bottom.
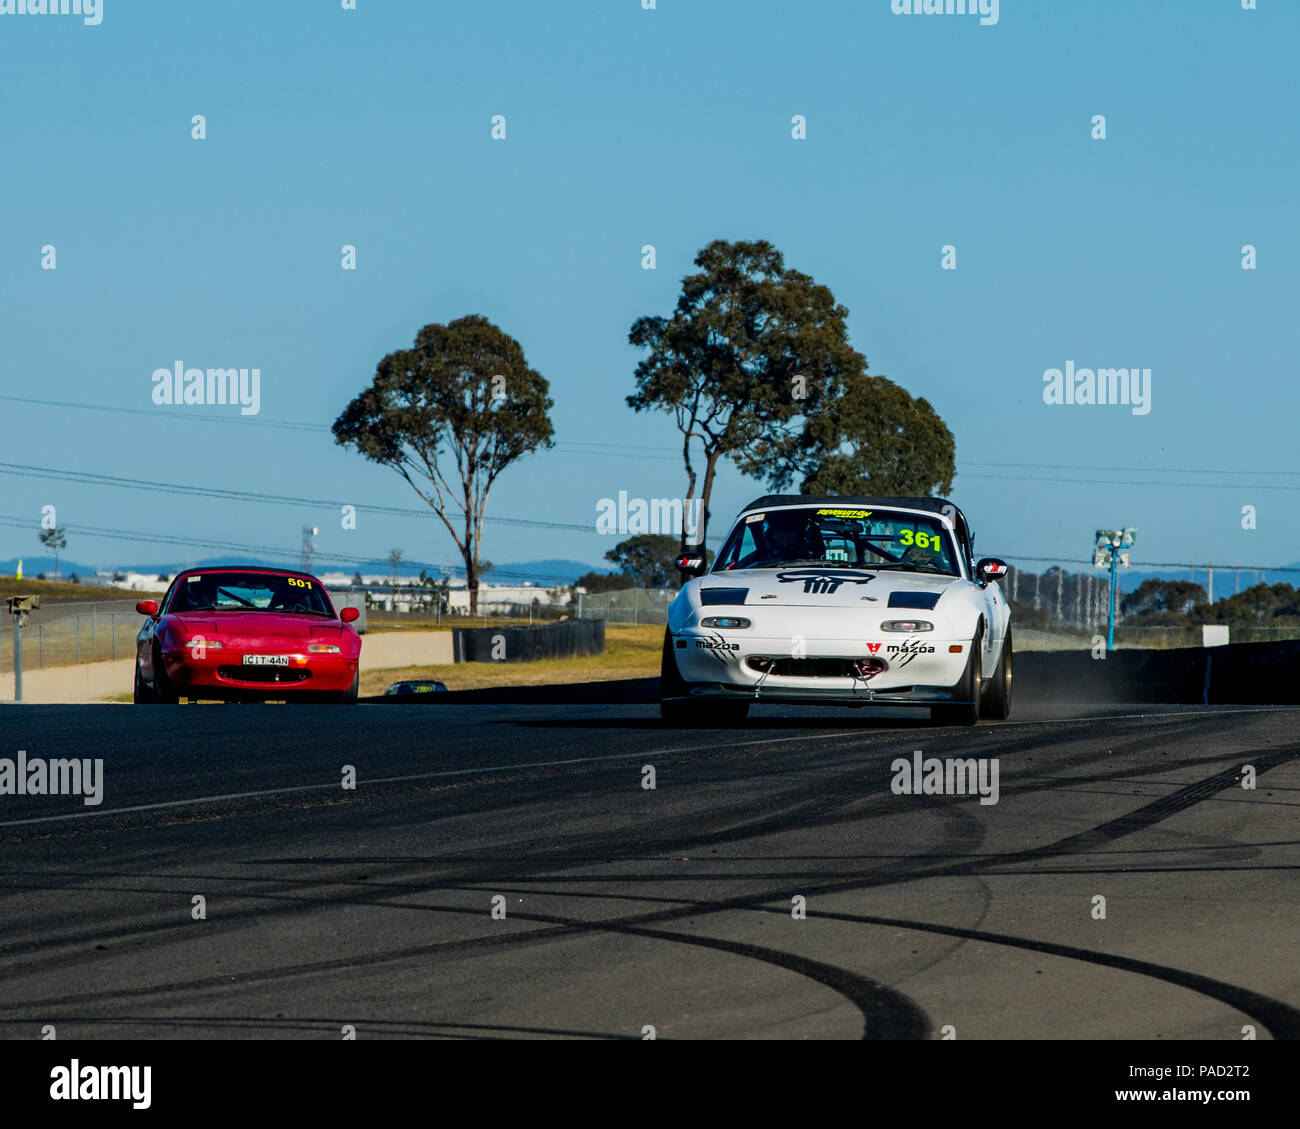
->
737, 495, 975, 562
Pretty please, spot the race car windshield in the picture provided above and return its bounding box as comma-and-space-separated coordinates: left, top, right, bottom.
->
169, 573, 335, 615
713, 507, 960, 576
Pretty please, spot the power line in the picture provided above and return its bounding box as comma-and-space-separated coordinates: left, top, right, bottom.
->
15, 395, 1300, 479
988, 553, 1299, 575
962, 472, 1300, 492
0, 512, 585, 585
964, 459, 1300, 478
0, 461, 596, 533
0, 395, 680, 461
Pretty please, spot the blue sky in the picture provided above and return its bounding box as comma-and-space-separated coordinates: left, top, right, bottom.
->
1, 0, 1296, 584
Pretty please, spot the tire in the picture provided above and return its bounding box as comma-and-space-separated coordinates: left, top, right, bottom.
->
335, 668, 359, 704
133, 663, 151, 704
152, 645, 180, 704
980, 627, 1012, 720
933, 629, 981, 727
659, 629, 749, 726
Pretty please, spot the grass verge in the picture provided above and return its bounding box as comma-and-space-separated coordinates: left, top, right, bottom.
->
360, 624, 662, 695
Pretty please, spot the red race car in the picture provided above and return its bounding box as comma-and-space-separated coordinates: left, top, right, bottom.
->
133, 567, 362, 703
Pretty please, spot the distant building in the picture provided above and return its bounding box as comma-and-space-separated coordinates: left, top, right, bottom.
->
316, 572, 571, 614
97, 571, 171, 593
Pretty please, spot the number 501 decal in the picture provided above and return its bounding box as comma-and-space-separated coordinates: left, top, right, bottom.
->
288, 577, 313, 588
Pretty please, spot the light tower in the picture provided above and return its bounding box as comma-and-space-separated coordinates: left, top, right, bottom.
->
1093, 527, 1138, 653
300, 525, 319, 572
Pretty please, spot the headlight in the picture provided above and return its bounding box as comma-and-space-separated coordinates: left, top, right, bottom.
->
307, 643, 342, 653
700, 616, 751, 629
880, 619, 933, 632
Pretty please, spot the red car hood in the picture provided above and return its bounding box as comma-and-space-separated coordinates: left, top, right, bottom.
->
172, 612, 342, 639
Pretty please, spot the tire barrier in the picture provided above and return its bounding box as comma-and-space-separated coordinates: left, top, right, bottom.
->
452, 618, 605, 664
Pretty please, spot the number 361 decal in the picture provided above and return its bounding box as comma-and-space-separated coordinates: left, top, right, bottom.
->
899, 530, 940, 550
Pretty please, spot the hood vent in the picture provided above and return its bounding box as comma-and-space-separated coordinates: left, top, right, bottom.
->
888, 591, 940, 610
700, 587, 749, 606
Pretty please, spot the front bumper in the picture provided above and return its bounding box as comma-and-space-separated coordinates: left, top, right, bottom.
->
162, 649, 358, 696
668, 629, 972, 706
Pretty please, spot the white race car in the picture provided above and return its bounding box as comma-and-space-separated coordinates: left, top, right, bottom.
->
660, 495, 1012, 726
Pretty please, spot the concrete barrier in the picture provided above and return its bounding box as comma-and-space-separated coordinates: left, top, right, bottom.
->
1012, 640, 1300, 706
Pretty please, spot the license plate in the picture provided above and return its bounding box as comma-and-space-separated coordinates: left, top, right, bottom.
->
243, 655, 290, 666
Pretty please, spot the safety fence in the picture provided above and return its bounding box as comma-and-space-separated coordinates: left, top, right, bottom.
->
575, 588, 675, 626
0, 601, 144, 672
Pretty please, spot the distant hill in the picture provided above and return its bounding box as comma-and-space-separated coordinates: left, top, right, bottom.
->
0, 555, 607, 587
0, 557, 105, 580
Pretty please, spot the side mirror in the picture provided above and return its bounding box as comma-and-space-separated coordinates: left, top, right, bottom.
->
136, 600, 159, 617
340, 606, 360, 623
675, 552, 707, 578
975, 558, 1009, 585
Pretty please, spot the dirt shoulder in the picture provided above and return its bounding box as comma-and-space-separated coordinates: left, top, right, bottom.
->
2, 625, 662, 704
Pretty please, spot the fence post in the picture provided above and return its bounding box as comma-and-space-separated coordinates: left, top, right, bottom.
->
633, 588, 640, 627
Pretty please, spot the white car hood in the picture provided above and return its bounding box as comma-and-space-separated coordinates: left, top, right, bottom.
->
693, 567, 961, 610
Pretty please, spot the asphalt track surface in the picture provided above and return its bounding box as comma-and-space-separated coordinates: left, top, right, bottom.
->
0, 697, 1297, 1040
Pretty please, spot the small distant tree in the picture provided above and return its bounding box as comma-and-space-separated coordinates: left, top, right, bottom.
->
575, 571, 630, 593
417, 569, 451, 615
351, 570, 364, 586
112, 571, 126, 582
39, 526, 67, 577
605, 534, 711, 589
156, 573, 170, 583
333, 315, 555, 615
1120, 578, 1207, 620
68, 572, 80, 585
387, 548, 403, 583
